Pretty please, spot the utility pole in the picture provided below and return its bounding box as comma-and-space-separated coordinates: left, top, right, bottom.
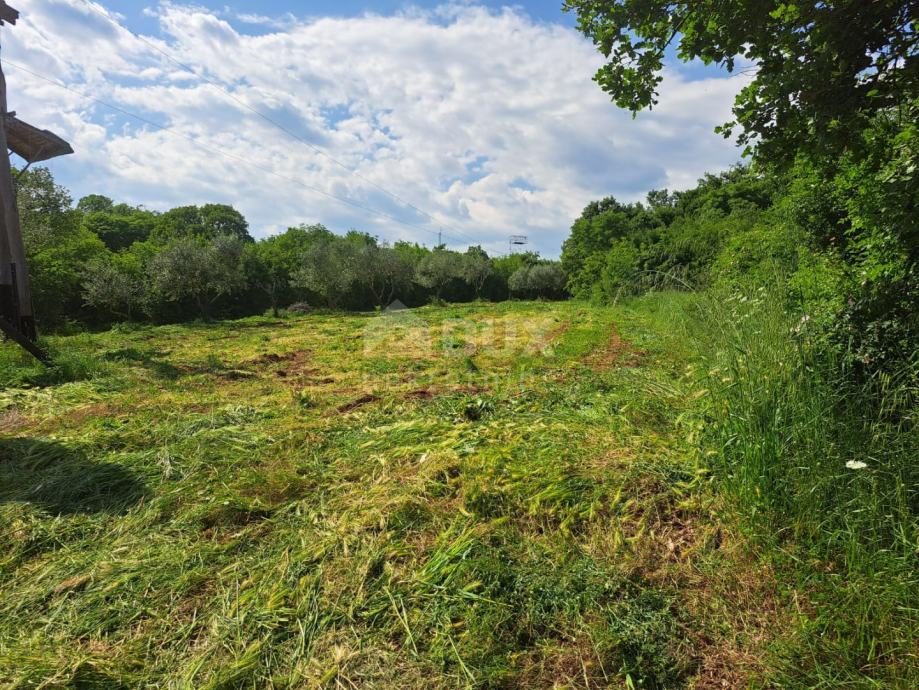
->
0, 2, 15, 328
0, 1, 73, 363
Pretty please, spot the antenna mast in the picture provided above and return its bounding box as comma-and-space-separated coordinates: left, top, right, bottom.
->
508, 235, 527, 255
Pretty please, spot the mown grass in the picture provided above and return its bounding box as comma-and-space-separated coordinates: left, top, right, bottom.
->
10, 294, 911, 688
0, 299, 789, 688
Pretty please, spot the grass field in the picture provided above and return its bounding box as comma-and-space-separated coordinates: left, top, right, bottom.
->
0, 300, 791, 688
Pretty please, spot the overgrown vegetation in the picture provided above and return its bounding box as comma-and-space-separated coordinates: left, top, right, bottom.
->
689, 290, 919, 686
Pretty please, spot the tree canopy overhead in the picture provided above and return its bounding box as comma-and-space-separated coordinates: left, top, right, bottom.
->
565, 0, 919, 164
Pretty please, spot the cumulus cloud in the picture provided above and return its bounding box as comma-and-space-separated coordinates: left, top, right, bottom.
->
3, 0, 749, 256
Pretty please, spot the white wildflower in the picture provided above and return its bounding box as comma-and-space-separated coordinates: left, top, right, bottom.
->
845, 460, 868, 470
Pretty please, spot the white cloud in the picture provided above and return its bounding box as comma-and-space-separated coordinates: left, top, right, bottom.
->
232, 11, 298, 30
3, 1, 750, 256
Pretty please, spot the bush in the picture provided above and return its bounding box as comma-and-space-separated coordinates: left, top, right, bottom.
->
82, 256, 145, 321
598, 240, 639, 301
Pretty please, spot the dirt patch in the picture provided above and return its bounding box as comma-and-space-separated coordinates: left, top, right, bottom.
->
403, 385, 486, 401
248, 349, 313, 368
0, 408, 28, 433
532, 319, 571, 353
585, 326, 645, 370
682, 532, 786, 689
515, 635, 606, 688
630, 498, 784, 688
249, 352, 293, 365
337, 394, 381, 413
59, 403, 121, 427
453, 384, 489, 395
280, 352, 316, 378
243, 349, 320, 380
690, 642, 768, 690
584, 457, 786, 689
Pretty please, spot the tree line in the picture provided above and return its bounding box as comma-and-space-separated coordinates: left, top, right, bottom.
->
564, 0, 917, 378
18, 168, 566, 327
561, 127, 916, 378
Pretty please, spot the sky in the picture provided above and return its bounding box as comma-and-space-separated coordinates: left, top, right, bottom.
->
1, 0, 751, 257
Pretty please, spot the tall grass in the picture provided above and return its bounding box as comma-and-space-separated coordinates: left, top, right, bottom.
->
681, 286, 919, 686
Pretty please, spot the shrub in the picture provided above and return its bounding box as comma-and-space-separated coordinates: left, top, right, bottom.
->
598, 240, 640, 301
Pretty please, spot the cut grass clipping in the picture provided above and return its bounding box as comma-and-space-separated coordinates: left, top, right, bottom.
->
1, 298, 914, 687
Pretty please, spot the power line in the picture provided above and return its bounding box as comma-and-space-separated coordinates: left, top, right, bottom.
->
4, 60, 471, 244
76, 0, 478, 244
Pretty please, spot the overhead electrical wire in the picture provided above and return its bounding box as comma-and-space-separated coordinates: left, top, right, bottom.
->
76, 0, 478, 244
4, 60, 470, 243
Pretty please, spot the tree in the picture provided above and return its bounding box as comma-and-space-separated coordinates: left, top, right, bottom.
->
14, 167, 103, 324
200, 204, 252, 241
243, 243, 286, 318
81, 209, 157, 251
152, 204, 251, 243
529, 263, 567, 299
357, 242, 414, 307
462, 246, 493, 298
243, 225, 328, 316
147, 235, 247, 319
561, 197, 652, 298
414, 248, 463, 300
509, 262, 567, 300
76, 194, 114, 215
82, 256, 145, 321
567, 1, 919, 370
16, 166, 81, 255
599, 240, 640, 301
565, 0, 919, 165
290, 235, 359, 308
29, 230, 109, 325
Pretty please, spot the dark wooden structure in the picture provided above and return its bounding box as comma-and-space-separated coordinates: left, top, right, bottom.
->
0, 1, 73, 362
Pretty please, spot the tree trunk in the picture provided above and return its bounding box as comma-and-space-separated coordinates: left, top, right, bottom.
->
196, 295, 209, 321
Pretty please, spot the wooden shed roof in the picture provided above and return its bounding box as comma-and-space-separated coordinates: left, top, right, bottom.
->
0, 2, 18, 26
5, 115, 73, 163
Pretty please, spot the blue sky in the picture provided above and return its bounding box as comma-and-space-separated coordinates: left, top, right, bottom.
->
5, 1, 748, 256
104, 1, 579, 30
